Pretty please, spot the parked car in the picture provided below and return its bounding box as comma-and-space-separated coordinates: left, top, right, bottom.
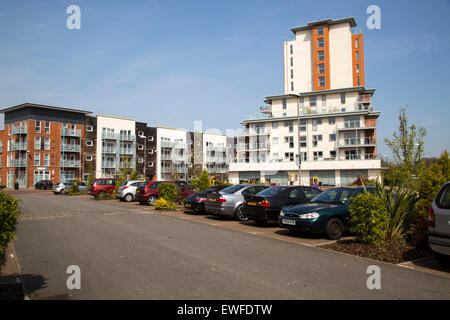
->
117, 180, 143, 202
242, 186, 322, 225
184, 192, 208, 212
52, 181, 87, 194
34, 180, 53, 190
428, 181, 450, 266
205, 184, 269, 221
278, 186, 376, 239
88, 178, 117, 198
135, 181, 194, 205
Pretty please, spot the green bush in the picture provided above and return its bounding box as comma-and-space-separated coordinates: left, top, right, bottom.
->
154, 198, 175, 210
157, 183, 178, 203
191, 170, 211, 192
0, 192, 21, 273
349, 192, 389, 247
95, 192, 112, 200
69, 181, 80, 194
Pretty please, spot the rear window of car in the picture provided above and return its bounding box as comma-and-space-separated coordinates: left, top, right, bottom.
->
221, 185, 245, 194
436, 184, 450, 209
258, 186, 289, 197
120, 181, 128, 187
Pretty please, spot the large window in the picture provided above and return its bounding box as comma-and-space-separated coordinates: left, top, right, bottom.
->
340, 170, 368, 186
310, 170, 335, 186
318, 76, 325, 87
34, 153, 40, 166
44, 137, 50, 150
44, 122, 50, 134
317, 38, 324, 48
35, 120, 41, 133
318, 50, 324, 61
43, 154, 50, 166
317, 25, 324, 35
34, 137, 41, 150
299, 120, 307, 131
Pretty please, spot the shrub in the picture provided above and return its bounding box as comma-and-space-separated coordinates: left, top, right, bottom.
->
191, 170, 211, 192
349, 192, 389, 247
0, 192, 21, 273
157, 183, 178, 203
95, 192, 112, 200
69, 181, 80, 194
154, 198, 175, 210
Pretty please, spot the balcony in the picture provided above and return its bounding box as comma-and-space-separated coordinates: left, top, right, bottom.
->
338, 138, 377, 148
337, 121, 377, 131
102, 132, 119, 140
248, 143, 270, 151
11, 142, 27, 151
12, 126, 28, 135
11, 159, 27, 167
102, 147, 117, 154
60, 160, 81, 168
161, 153, 172, 161
161, 141, 173, 148
102, 161, 117, 169
358, 94, 372, 103
259, 105, 272, 114
120, 134, 136, 142
119, 148, 134, 155
61, 129, 81, 137
61, 144, 81, 152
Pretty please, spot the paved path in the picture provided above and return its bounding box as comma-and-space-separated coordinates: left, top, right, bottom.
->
12, 192, 450, 299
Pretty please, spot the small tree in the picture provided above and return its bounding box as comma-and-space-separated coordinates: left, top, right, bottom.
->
191, 170, 211, 191
69, 181, 80, 194
87, 164, 95, 188
157, 183, 178, 203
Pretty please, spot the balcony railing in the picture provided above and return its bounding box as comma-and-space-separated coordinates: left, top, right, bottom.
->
61, 129, 81, 137
102, 161, 117, 169
102, 147, 117, 154
61, 144, 81, 152
11, 159, 27, 167
102, 132, 119, 140
161, 141, 173, 148
119, 134, 136, 141
12, 126, 28, 135
60, 160, 81, 168
11, 142, 27, 151
119, 149, 134, 155
339, 138, 376, 147
232, 153, 380, 163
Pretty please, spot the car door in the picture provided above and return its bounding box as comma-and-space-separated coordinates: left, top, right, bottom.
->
434, 184, 450, 235
284, 187, 307, 205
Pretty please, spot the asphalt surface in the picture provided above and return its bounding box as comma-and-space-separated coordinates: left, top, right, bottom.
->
11, 191, 450, 299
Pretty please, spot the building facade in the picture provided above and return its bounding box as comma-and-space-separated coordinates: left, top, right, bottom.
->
228, 17, 381, 186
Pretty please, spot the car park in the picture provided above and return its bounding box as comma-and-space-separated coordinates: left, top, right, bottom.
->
34, 180, 53, 190
428, 181, 450, 266
88, 178, 117, 198
117, 180, 143, 202
52, 181, 87, 194
278, 186, 376, 239
243, 186, 322, 225
135, 180, 194, 205
205, 184, 269, 221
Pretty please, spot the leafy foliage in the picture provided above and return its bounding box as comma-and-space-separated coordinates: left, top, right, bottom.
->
349, 192, 388, 247
113, 156, 141, 197
191, 170, 211, 192
157, 183, 178, 203
154, 198, 176, 210
0, 192, 21, 273
69, 181, 80, 194
95, 192, 112, 200
86, 164, 95, 189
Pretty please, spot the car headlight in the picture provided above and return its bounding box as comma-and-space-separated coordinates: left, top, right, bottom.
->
280, 210, 285, 217
298, 212, 320, 219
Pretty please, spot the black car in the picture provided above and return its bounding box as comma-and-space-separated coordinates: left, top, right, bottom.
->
34, 180, 53, 190
242, 186, 322, 225
184, 186, 228, 213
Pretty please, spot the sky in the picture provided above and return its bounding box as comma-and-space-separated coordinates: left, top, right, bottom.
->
0, 0, 449, 159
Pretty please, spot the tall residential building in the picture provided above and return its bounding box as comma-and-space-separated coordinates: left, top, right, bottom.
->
228, 17, 381, 186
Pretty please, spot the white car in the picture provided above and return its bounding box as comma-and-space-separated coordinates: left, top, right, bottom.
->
52, 181, 87, 195
52, 182, 66, 194
117, 180, 143, 202
428, 181, 450, 266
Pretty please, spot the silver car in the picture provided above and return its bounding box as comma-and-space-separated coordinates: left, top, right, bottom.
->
205, 184, 269, 221
117, 180, 143, 202
52, 181, 87, 194
428, 181, 450, 266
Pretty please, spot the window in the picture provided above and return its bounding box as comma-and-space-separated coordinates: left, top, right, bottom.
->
436, 185, 450, 209
86, 126, 93, 132
328, 117, 335, 124
312, 135, 322, 147
138, 158, 144, 163
35, 121, 41, 133
330, 150, 336, 159
318, 50, 324, 61
43, 154, 50, 166
272, 122, 278, 129
34, 153, 40, 166
300, 152, 307, 161
148, 162, 154, 167
304, 187, 322, 200
317, 25, 324, 35
355, 38, 359, 49
138, 144, 144, 150
300, 136, 307, 147
310, 170, 335, 186
283, 113, 287, 117
309, 96, 317, 107
34, 137, 41, 150
272, 153, 279, 160
357, 77, 360, 86
356, 64, 360, 74
291, 82, 294, 91
329, 134, 336, 142
284, 136, 294, 148
318, 76, 325, 87
148, 149, 154, 154
86, 140, 93, 147
299, 120, 307, 131
86, 155, 93, 161
285, 153, 294, 162
290, 57, 293, 67
44, 137, 50, 150
355, 51, 359, 61
299, 97, 304, 107
148, 136, 154, 141
312, 119, 321, 131
290, 44, 293, 54
138, 131, 144, 137
290, 69, 294, 79
318, 63, 325, 74
44, 122, 50, 134
341, 93, 346, 104
317, 38, 324, 48
313, 151, 323, 161
272, 137, 278, 144
282, 99, 287, 110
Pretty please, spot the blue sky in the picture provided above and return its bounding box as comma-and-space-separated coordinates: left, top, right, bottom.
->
0, 0, 449, 158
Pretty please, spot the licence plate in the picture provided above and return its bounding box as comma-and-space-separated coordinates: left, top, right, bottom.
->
209, 198, 216, 202
247, 202, 257, 206
282, 219, 296, 226
185, 203, 191, 207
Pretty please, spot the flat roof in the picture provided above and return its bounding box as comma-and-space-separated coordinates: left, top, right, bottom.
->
290, 17, 357, 33
0, 103, 92, 114
96, 114, 136, 121
265, 87, 376, 102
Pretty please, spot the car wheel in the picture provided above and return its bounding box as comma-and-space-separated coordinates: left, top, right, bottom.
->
326, 218, 344, 240
147, 195, 157, 206
436, 253, 450, 267
234, 205, 248, 222
138, 200, 146, 205
124, 193, 133, 202
60, 189, 65, 195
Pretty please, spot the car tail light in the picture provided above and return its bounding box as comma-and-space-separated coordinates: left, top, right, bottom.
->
428, 207, 435, 228
122, 186, 129, 190
217, 197, 227, 203
258, 199, 270, 207
194, 197, 206, 202
243, 200, 247, 205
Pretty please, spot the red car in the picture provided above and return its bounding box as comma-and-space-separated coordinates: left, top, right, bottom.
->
89, 178, 118, 198
135, 181, 194, 205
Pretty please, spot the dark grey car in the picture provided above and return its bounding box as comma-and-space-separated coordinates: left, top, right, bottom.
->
205, 184, 269, 221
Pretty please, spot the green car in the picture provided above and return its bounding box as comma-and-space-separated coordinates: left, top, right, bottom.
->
278, 186, 376, 239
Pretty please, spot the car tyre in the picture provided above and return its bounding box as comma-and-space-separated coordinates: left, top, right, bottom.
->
435, 253, 450, 267
124, 193, 133, 202
60, 189, 65, 195
326, 218, 344, 240
147, 195, 157, 206
233, 205, 248, 222
138, 200, 146, 205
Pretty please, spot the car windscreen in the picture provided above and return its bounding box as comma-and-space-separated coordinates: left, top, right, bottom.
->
257, 186, 290, 197
310, 188, 353, 204
220, 185, 245, 194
